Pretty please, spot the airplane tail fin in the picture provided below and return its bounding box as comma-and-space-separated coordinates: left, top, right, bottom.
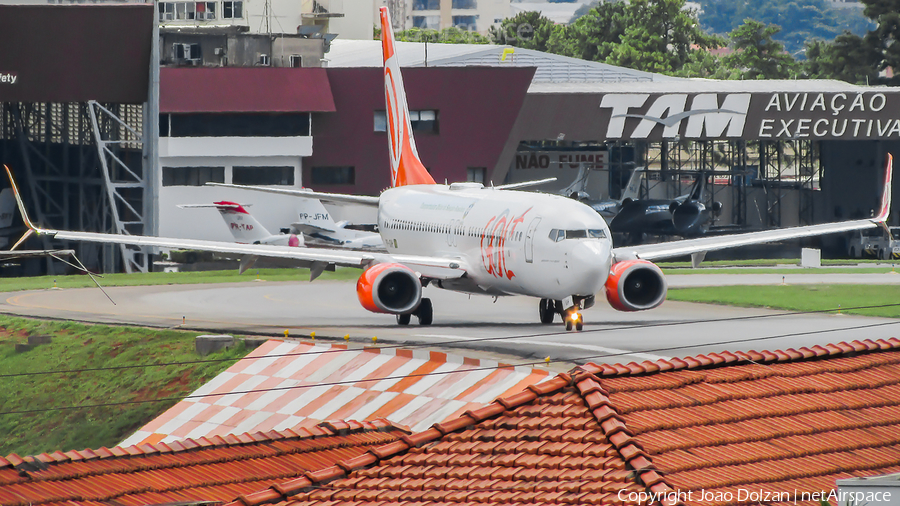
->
294, 197, 337, 232
180, 202, 274, 244
380, 6, 435, 188
620, 168, 644, 201
874, 153, 893, 225
0, 188, 16, 229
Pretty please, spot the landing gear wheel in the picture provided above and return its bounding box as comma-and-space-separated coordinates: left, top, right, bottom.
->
416, 298, 433, 326
566, 320, 573, 331
396, 313, 411, 325
539, 299, 555, 324
575, 321, 583, 331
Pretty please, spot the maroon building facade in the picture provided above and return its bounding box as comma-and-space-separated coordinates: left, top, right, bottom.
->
306, 67, 535, 195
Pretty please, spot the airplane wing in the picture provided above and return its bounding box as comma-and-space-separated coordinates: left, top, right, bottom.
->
0, 249, 75, 259
205, 183, 380, 207
613, 154, 893, 263
291, 223, 337, 234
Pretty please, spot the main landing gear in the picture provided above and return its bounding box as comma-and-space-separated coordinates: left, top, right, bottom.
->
396, 297, 433, 326
539, 297, 591, 331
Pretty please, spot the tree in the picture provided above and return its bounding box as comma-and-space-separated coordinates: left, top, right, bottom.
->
395, 26, 491, 44
489, 11, 557, 51
861, 0, 900, 84
803, 33, 880, 83
696, 0, 873, 57
605, 0, 724, 74
722, 19, 800, 78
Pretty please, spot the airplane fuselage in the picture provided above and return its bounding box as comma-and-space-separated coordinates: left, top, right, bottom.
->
378, 183, 613, 300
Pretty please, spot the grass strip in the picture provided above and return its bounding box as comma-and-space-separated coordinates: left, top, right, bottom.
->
668, 284, 900, 318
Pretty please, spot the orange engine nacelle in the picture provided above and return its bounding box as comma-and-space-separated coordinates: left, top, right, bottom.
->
356, 263, 422, 314
605, 259, 667, 312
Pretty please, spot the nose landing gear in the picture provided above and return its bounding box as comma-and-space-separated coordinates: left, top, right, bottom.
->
539, 297, 589, 331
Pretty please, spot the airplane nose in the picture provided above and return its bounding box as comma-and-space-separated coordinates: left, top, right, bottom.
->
568, 241, 611, 293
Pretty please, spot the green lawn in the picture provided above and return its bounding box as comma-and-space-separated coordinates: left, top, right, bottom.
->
0, 316, 247, 456
0, 267, 361, 292
668, 284, 900, 318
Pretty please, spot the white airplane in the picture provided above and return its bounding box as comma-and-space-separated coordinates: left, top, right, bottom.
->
3, 6, 893, 330
180, 199, 384, 250
178, 201, 303, 247
289, 195, 384, 250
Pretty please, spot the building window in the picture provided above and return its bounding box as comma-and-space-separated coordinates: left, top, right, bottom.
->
289, 54, 302, 68
452, 0, 476, 8
196, 1, 216, 20
452, 15, 477, 30
159, 2, 175, 20
162, 113, 311, 137
467, 167, 486, 184
233, 166, 294, 185
223, 1, 243, 19
173, 43, 201, 61
311, 166, 355, 185
374, 110, 438, 134
175, 1, 196, 19
412, 0, 440, 10
163, 166, 224, 186
412, 15, 439, 28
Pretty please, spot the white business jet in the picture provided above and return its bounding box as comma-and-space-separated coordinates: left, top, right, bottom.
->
4, 6, 893, 330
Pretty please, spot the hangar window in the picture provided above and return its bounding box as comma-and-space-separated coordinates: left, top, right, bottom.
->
373, 110, 439, 134
311, 166, 355, 185
233, 166, 295, 186
163, 166, 224, 186
223, 1, 243, 19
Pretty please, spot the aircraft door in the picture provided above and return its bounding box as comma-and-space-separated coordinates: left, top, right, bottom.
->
524, 217, 541, 263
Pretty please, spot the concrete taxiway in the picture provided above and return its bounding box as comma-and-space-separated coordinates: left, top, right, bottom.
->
1, 271, 897, 367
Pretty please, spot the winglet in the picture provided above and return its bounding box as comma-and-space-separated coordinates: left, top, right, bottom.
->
380, 6, 435, 187
873, 153, 893, 225
4, 164, 44, 235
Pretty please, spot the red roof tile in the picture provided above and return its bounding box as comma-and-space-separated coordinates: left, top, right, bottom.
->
0, 420, 403, 506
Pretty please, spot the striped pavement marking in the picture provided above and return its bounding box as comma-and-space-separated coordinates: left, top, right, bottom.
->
122, 339, 552, 446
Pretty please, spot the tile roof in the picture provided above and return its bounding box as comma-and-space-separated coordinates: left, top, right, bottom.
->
218, 338, 900, 506
124, 340, 551, 446
0, 419, 404, 506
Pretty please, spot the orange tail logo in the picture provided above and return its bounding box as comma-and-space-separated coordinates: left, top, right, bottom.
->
380, 6, 435, 187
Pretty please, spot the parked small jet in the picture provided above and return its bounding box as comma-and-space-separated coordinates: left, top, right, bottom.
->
3, 6, 893, 331
560, 166, 645, 220
178, 201, 303, 247
289, 195, 384, 250
609, 171, 723, 239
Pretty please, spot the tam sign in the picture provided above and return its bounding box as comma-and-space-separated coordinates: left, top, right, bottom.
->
598, 92, 900, 140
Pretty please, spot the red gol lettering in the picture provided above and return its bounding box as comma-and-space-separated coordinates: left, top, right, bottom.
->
480, 207, 531, 279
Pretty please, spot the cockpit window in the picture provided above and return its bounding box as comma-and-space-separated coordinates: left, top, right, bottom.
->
550, 228, 608, 241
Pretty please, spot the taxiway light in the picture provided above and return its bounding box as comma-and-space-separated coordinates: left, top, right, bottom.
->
344, 334, 350, 341
311, 331, 316, 339
284, 329, 289, 337
372, 336, 378, 344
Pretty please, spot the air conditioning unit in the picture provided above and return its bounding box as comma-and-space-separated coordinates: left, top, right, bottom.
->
258, 54, 270, 66
214, 47, 224, 55
187, 58, 202, 66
